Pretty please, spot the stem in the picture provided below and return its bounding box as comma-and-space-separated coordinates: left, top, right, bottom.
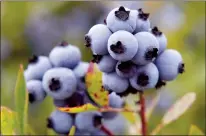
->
99, 107, 137, 113
139, 91, 147, 136
100, 125, 114, 136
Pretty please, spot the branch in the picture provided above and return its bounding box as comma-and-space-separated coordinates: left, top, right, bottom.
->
100, 125, 114, 136
139, 91, 147, 136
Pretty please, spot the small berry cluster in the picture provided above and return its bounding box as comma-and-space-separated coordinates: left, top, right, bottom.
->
24, 41, 125, 135
85, 6, 185, 97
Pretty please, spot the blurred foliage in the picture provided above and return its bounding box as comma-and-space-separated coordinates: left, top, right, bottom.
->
1, 1, 205, 135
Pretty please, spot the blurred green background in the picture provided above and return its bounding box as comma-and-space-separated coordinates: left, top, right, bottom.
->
1, 1, 205, 135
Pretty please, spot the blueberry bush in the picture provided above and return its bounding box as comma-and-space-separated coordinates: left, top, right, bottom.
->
1, 1, 205, 135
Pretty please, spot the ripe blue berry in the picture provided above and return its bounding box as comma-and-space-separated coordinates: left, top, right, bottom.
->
85, 24, 112, 55
129, 63, 159, 90
103, 92, 125, 119
115, 61, 137, 78
132, 32, 159, 65
102, 72, 129, 93
74, 129, 91, 135
150, 26, 167, 54
103, 114, 127, 135
73, 61, 89, 91
92, 54, 117, 73
75, 111, 102, 133
106, 6, 138, 33
155, 49, 184, 81
134, 8, 150, 33
108, 30, 138, 61
47, 110, 73, 134
24, 55, 52, 81
49, 41, 81, 69
42, 68, 77, 100
26, 80, 46, 103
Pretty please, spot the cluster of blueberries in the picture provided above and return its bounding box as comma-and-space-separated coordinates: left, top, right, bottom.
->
85, 6, 185, 97
24, 6, 185, 135
24, 43, 125, 135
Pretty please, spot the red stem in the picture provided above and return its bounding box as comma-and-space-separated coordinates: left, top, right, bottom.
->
100, 125, 114, 136
139, 91, 147, 136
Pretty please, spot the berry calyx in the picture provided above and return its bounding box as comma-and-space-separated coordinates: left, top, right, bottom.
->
59, 41, 68, 47
178, 63, 185, 74
145, 48, 158, 60
155, 79, 166, 89
137, 73, 149, 86
118, 61, 134, 73
28, 55, 38, 64
138, 8, 149, 21
110, 41, 125, 54
92, 54, 103, 63
151, 26, 162, 36
49, 78, 61, 91
115, 6, 130, 21
84, 35, 91, 47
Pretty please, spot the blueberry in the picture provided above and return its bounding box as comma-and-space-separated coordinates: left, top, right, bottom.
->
103, 92, 125, 119
102, 72, 129, 93
74, 129, 91, 135
92, 55, 117, 73
73, 61, 89, 91
115, 61, 137, 78
116, 85, 140, 97
75, 111, 102, 133
26, 80, 46, 103
108, 30, 138, 61
42, 68, 77, 100
150, 26, 167, 54
132, 32, 159, 65
129, 63, 159, 90
85, 24, 112, 55
155, 49, 184, 81
91, 130, 106, 136
103, 114, 127, 135
106, 6, 138, 33
134, 8, 150, 33
53, 92, 84, 107
49, 41, 81, 69
47, 110, 73, 134
24, 55, 52, 81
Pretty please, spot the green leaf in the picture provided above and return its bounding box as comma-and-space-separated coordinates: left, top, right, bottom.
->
14, 64, 28, 135
189, 125, 204, 135
151, 92, 196, 135
0, 106, 16, 135
68, 126, 76, 136
162, 92, 196, 125
26, 125, 36, 135
121, 102, 138, 124
47, 129, 56, 135
85, 62, 109, 107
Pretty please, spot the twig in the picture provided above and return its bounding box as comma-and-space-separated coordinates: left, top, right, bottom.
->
100, 125, 114, 136
98, 106, 138, 113
139, 91, 147, 136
